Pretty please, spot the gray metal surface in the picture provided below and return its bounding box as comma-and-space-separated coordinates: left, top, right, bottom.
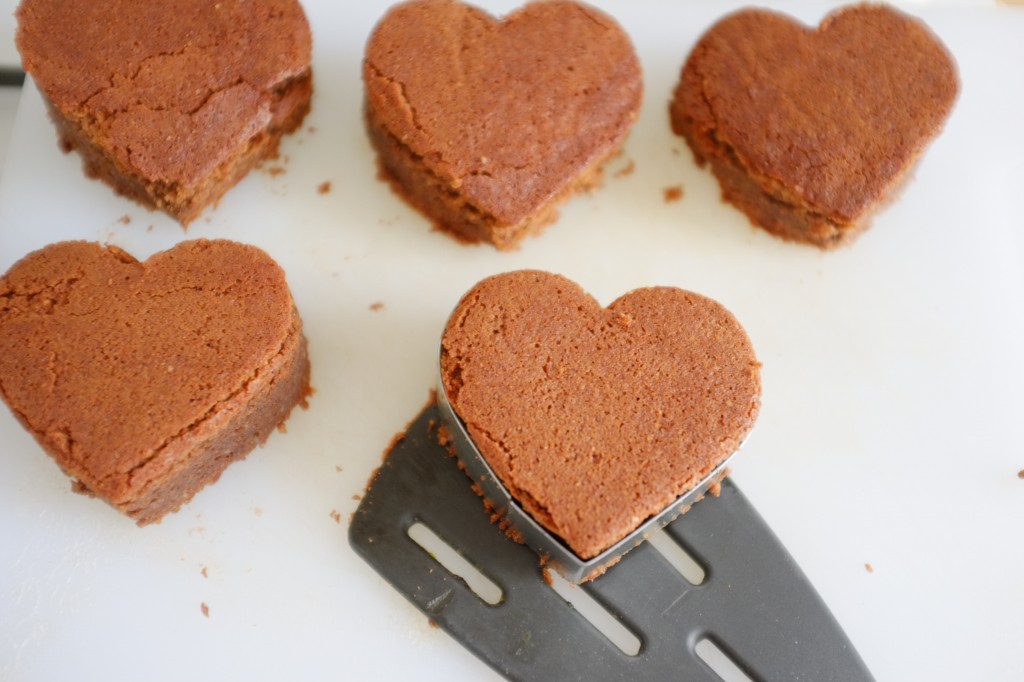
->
349, 404, 874, 682
0, 68, 23, 87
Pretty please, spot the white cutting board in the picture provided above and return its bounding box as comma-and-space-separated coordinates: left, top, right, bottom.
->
1, 2, 1023, 680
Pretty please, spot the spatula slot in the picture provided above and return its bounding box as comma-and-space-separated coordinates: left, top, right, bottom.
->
695, 637, 756, 682
647, 528, 706, 585
545, 569, 642, 656
407, 521, 504, 606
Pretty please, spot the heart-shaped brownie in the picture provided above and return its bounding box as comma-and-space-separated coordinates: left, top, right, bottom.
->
0, 240, 311, 524
671, 4, 958, 248
16, 0, 313, 225
440, 271, 761, 559
364, 0, 643, 250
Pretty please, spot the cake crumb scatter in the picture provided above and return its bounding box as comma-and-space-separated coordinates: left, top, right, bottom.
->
663, 185, 684, 203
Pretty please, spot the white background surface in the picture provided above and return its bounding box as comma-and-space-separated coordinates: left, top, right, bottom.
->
1, 1, 1023, 681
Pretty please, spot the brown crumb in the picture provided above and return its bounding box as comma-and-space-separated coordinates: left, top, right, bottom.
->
369, 301, 385, 312
200, 565, 208, 578
436, 423, 455, 456
352, 494, 363, 502
541, 567, 553, 587
71, 479, 96, 497
663, 185, 684, 203
427, 618, 440, 629
581, 554, 622, 582
146, 224, 154, 232
613, 159, 635, 178
1018, 469, 1024, 479
118, 214, 131, 225
267, 166, 286, 177
200, 602, 210, 618
381, 421, 412, 461
865, 563, 874, 573
330, 509, 342, 524
500, 519, 525, 544
308, 126, 317, 134
335, 465, 343, 473
317, 181, 332, 194
253, 506, 263, 517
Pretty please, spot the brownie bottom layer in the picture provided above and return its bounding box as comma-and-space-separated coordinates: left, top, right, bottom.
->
673, 112, 864, 249
47, 71, 313, 226
112, 315, 312, 525
365, 105, 620, 251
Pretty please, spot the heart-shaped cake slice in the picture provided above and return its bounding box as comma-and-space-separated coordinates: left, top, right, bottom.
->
0, 240, 311, 524
670, 4, 959, 248
364, 0, 643, 250
16, 0, 313, 225
440, 271, 761, 559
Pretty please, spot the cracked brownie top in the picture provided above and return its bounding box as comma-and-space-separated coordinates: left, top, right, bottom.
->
0, 240, 305, 510
16, 0, 311, 187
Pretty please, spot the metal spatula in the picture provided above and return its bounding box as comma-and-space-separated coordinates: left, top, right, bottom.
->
349, 403, 874, 681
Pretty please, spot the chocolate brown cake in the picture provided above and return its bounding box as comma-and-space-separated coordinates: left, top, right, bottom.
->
670, 4, 958, 248
364, 0, 642, 250
440, 270, 761, 559
0, 240, 312, 524
16, 0, 313, 225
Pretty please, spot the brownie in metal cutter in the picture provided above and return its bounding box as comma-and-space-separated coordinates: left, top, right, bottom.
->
434, 374, 737, 583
